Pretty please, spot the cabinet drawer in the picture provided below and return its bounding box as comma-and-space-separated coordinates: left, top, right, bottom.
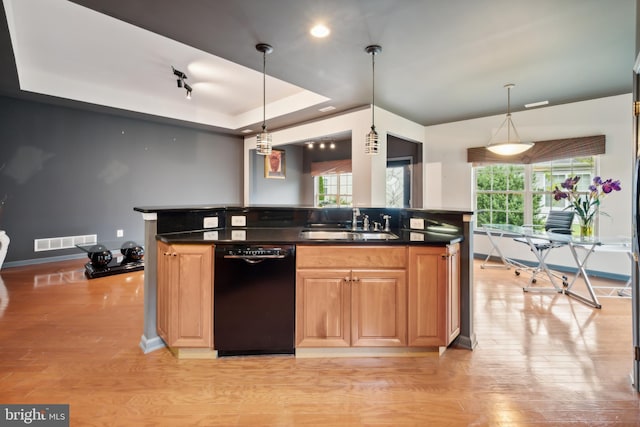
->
296, 246, 406, 269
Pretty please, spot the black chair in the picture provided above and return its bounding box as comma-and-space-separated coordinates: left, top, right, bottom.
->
513, 210, 575, 284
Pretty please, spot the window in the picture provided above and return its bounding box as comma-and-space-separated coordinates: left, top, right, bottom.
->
315, 173, 352, 207
475, 164, 525, 226
386, 159, 411, 208
531, 157, 596, 228
474, 156, 598, 230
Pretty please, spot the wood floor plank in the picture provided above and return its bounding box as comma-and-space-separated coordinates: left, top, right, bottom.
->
0, 259, 637, 425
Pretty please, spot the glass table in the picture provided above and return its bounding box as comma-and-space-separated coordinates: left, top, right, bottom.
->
76, 240, 144, 279
482, 224, 631, 309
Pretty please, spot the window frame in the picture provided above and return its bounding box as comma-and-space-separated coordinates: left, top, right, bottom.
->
474, 156, 599, 230
314, 172, 353, 207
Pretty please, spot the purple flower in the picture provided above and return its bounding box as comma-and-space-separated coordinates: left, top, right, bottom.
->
601, 179, 622, 194
561, 176, 580, 190
552, 186, 568, 201
552, 176, 621, 225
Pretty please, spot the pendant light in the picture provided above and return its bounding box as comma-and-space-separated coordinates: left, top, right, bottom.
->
256, 43, 273, 155
365, 45, 382, 155
486, 83, 534, 156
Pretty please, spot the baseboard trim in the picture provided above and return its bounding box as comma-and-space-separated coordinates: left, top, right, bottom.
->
475, 253, 630, 283
3, 252, 86, 269
168, 347, 218, 359
139, 335, 166, 354
295, 347, 442, 358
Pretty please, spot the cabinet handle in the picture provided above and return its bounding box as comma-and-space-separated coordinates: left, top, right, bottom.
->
344, 276, 350, 282
352, 276, 359, 282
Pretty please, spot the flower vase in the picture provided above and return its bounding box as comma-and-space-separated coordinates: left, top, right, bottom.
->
579, 220, 593, 240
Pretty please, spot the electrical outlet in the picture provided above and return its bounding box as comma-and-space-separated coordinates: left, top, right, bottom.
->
116, 229, 124, 238
231, 215, 246, 227
409, 218, 425, 230
203, 217, 219, 228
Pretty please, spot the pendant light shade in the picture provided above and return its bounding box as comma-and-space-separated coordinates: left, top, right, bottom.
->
256, 43, 273, 155
365, 45, 382, 155
486, 84, 534, 156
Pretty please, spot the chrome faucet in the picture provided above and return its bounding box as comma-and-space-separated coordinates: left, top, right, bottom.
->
382, 214, 392, 232
352, 208, 360, 230
362, 215, 370, 231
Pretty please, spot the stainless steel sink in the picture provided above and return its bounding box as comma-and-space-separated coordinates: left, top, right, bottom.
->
299, 229, 399, 241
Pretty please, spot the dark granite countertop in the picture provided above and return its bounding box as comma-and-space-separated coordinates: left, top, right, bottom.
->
156, 227, 462, 246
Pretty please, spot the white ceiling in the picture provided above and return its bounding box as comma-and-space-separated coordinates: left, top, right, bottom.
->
1, 0, 636, 135
2, 0, 328, 133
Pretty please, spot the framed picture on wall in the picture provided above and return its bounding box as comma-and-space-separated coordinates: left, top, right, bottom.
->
264, 149, 286, 179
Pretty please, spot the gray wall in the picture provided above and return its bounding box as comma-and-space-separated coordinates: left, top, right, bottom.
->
249, 145, 305, 205
0, 96, 243, 264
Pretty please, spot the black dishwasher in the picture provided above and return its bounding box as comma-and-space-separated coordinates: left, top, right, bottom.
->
214, 244, 295, 356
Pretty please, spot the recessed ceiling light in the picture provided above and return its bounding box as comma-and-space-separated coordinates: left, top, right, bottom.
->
241, 129, 252, 134
310, 24, 330, 38
319, 105, 335, 112
525, 100, 549, 108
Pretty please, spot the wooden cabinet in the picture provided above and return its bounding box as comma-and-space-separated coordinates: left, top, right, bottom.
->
156, 242, 214, 348
446, 243, 461, 345
350, 269, 407, 347
407, 244, 460, 347
296, 246, 407, 348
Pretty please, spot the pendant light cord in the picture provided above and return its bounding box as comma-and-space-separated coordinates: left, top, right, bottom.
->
371, 52, 375, 128
506, 85, 511, 142
262, 50, 267, 132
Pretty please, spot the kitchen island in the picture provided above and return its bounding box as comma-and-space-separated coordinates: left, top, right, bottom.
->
134, 205, 476, 358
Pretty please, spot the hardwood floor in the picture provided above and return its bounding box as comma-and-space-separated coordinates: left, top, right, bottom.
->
0, 259, 637, 426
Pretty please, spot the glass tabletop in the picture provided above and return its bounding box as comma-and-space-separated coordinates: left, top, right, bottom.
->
75, 240, 144, 253
483, 223, 630, 246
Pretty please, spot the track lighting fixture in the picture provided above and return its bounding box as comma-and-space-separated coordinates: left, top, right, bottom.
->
172, 66, 191, 98
256, 43, 274, 156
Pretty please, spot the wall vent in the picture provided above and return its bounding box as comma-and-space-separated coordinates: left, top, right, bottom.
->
34, 234, 97, 252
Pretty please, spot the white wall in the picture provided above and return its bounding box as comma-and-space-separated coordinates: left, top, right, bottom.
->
424, 94, 633, 277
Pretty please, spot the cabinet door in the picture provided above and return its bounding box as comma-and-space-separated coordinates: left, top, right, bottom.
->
156, 241, 173, 344
446, 243, 461, 345
351, 269, 406, 347
407, 246, 447, 346
157, 243, 213, 348
171, 244, 213, 348
296, 269, 351, 347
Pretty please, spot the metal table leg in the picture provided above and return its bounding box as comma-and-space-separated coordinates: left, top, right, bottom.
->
481, 226, 534, 272
521, 236, 565, 294
563, 242, 602, 309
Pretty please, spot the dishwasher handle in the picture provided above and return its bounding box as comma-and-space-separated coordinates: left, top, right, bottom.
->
223, 254, 288, 264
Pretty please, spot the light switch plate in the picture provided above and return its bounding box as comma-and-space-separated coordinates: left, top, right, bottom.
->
231, 215, 246, 227
410, 232, 425, 241
410, 218, 425, 229
231, 230, 246, 240
203, 231, 218, 240
203, 217, 218, 228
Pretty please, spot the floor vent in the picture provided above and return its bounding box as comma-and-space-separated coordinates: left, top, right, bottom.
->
34, 234, 97, 252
